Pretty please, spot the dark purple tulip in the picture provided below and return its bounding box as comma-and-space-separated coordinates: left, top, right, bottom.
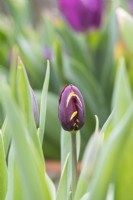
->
58, 85, 85, 131
57, 0, 104, 32
31, 88, 39, 126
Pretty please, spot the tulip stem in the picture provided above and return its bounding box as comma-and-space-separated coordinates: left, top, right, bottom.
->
71, 132, 77, 197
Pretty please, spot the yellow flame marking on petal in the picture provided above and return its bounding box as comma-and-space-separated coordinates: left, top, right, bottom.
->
76, 119, 79, 123
70, 111, 78, 121
66, 92, 82, 108
73, 123, 79, 128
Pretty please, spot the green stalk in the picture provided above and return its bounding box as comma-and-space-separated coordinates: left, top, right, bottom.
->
71, 132, 77, 197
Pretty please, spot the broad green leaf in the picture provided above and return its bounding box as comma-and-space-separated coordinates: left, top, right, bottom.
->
74, 132, 103, 200
88, 102, 133, 200
101, 112, 113, 139
61, 129, 71, 169
0, 84, 52, 200
17, 57, 36, 137
112, 58, 132, 124
60, 128, 71, 194
0, 131, 8, 200
116, 8, 133, 53
39, 60, 50, 144
16, 58, 44, 161
94, 115, 99, 134
0, 66, 8, 82
103, 58, 132, 139
6, 145, 24, 200
88, 59, 133, 200
9, 46, 18, 99
80, 193, 90, 200
114, 131, 133, 200
46, 174, 56, 200
56, 154, 70, 200
1, 119, 11, 157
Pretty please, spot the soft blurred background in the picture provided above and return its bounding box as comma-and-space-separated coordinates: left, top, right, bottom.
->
0, 0, 133, 160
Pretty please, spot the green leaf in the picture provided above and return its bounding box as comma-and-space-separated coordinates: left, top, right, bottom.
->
17, 57, 36, 137
6, 145, 25, 200
74, 132, 103, 200
112, 58, 132, 124
0, 131, 8, 200
16, 57, 43, 160
9, 46, 19, 99
46, 174, 56, 200
101, 112, 113, 139
88, 102, 133, 200
0, 84, 52, 200
114, 132, 133, 200
1, 119, 11, 157
80, 193, 90, 200
60, 129, 80, 200
61, 129, 71, 168
60, 128, 71, 192
102, 58, 132, 139
56, 154, 70, 200
39, 60, 50, 144
88, 59, 133, 200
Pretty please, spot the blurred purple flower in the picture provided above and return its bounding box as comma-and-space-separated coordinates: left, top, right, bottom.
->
58, 85, 85, 131
43, 47, 52, 60
128, 0, 133, 14
57, 0, 104, 32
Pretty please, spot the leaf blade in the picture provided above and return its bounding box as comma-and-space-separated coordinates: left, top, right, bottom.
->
39, 60, 50, 144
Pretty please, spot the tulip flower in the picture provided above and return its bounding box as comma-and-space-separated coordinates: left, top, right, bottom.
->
57, 0, 104, 32
58, 85, 85, 131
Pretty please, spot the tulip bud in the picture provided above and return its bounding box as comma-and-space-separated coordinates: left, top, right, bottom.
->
58, 85, 85, 131
57, 0, 104, 32
31, 88, 39, 126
